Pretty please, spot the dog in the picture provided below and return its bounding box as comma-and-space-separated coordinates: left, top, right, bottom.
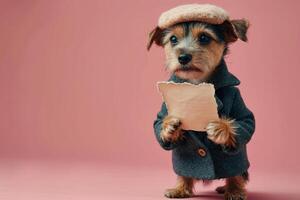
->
148, 4, 255, 200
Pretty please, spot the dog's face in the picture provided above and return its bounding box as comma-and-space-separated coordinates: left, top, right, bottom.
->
148, 20, 249, 83
162, 22, 226, 83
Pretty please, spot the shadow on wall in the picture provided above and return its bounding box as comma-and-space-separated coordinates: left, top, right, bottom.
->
192, 191, 300, 200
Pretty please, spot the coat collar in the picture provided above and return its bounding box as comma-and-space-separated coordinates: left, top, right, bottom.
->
168, 59, 240, 90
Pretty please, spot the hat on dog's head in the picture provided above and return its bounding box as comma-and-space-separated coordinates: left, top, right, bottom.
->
158, 4, 229, 29
147, 4, 249, 50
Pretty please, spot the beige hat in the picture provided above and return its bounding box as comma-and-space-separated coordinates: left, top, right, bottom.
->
147, 4, 249, 50
158, 4, 230, 29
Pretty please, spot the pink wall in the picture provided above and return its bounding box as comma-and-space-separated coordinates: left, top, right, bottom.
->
1, 0, 300, 174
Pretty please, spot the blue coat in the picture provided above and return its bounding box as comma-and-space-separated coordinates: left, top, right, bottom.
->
153, 60, 255, 179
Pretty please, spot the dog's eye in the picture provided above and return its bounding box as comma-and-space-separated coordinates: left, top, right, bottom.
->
170, 35, 178, 45
198, 34, 211, 45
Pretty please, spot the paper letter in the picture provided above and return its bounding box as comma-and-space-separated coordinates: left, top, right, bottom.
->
157, 81, 219, 131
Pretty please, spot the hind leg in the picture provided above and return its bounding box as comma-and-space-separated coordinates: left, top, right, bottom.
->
224, 175, 247, 200
164, 175, 194, 198
216, 172, 249, 195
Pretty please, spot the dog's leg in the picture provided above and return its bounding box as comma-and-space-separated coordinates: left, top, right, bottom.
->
216, 185, 226, 194
224, 175, 247, 200
216, 171, 249, 195
164, 175, 194, 198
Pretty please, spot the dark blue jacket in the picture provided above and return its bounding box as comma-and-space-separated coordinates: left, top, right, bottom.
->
153, 60, 255, 179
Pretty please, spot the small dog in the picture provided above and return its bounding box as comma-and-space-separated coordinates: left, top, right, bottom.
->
148, 4, 255, 200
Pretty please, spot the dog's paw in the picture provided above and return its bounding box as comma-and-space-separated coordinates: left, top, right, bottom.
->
160, 116, 182, 143
164, 188, 193, 198
206, 118, 237, 147
224, 191, 247, 200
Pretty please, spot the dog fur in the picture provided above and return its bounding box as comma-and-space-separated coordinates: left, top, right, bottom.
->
148, 17, 250, 200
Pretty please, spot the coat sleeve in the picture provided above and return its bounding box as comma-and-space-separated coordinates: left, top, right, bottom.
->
221, 88, 256, 155
153, 102, 183, 150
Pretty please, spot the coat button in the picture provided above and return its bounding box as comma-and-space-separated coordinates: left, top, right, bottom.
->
197, 148, 206, 157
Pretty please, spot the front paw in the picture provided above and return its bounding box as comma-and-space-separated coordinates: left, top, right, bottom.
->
160, 116, 182, 142
206, 118, 237, 147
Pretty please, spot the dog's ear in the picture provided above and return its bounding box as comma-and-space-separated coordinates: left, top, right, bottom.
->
222, 19, 250, 43
231, 19, 250, 42
147, 26, 164, 51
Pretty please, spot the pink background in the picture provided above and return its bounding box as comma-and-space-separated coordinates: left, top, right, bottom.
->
1, 0, 300, 199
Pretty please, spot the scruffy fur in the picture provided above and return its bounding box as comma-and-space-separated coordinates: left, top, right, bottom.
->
148, 19, 249, 200
161, 115, 182, 142
206, 118, 237, 147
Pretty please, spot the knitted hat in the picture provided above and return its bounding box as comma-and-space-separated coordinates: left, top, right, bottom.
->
147, 4, 249, 50
158, 4, 229, 29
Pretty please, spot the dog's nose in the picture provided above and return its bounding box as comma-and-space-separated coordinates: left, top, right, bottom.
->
178, 54, 192, 65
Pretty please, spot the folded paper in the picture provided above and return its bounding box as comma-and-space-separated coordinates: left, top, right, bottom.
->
157, 81, 219, 131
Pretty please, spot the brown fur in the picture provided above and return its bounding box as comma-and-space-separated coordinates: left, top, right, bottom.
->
216, 175, 247, 200
231, 19, 249, 42
164, 175, 194, 198
224, 176, 247, 199
147, 26, 164, 50
171, 25, 185, 39
206, 118, 237, 147
166, 175, 247, 199
160, 115, 183, 142
191, 24, 218, 41
162, 23, 226, 83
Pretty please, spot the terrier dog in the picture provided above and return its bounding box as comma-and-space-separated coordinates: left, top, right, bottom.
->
148, 4, 255, 200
